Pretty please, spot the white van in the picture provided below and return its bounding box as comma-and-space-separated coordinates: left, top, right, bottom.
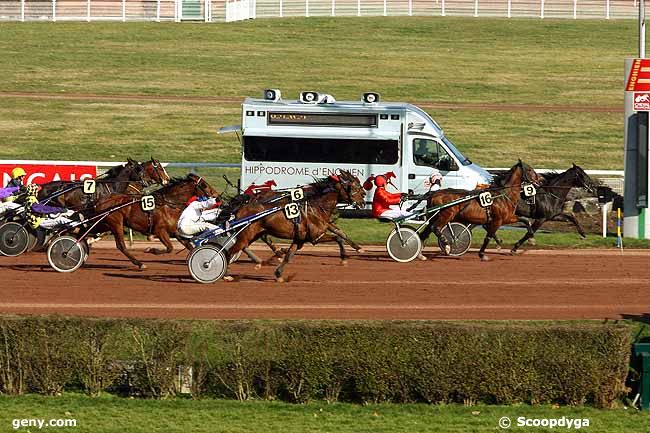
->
222, 90, 492, 210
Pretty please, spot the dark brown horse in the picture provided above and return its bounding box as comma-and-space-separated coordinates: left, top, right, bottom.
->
227, 170, 366, 282
422, 160, 541, 261
38, 158, 170, 209
93, 174, 219, 270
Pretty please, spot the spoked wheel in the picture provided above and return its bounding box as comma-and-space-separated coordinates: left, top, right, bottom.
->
47, 236, 86, 273
0, 222, 30, 257
188, 245, 228, 284
386, 226, 423, 263
438, 222, 473, 257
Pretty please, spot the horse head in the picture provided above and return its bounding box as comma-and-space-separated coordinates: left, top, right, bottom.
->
141, 157, 171, 186
189, 173, 220, 198
571, 163, 597, 194
331, 170, 365, 208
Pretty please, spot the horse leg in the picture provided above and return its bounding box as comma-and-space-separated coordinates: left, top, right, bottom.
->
518, 216, 536, 245
312, 233, 348, 265
511, 219, 545, 255
432, 225, 451, 256
275, 242, 300, 283
243, 247, 264, 269
489, 226, 503, 250
551, 213, 587, 238
112, 226, 146, 270
145, 229, 174, 255
262, 234, 286, 262
327, 222, 364, 253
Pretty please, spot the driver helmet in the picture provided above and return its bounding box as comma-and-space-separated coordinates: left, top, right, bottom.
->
11, 167, 26, 180
374, 175, 387, 188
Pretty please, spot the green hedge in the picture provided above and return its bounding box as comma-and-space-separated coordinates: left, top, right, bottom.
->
0, 317, 630, 407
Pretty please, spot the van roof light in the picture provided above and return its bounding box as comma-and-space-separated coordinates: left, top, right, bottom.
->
363, 92, 380, 104
264, 89, 282, 102
299, 91, 336, 104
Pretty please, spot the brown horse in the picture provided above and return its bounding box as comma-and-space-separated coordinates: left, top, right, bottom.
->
39, 158, 170, 210
93, 174, 219, 270
227, 170, 366, 282
422, 160, 541, 261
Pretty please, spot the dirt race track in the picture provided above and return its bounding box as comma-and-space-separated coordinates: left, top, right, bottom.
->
1, 244, 649, 321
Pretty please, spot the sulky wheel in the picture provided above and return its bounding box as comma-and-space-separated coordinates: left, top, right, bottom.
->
438, 222, 472, 257
386, 226, 423, 263
188, 245, 228, 284
47, 236, 86, 273
0, 222, 30, 257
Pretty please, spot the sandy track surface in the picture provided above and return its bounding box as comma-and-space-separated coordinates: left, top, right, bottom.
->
0, 246, 648, 320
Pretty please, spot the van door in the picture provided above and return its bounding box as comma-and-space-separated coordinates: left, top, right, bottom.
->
407, 136, 462, 194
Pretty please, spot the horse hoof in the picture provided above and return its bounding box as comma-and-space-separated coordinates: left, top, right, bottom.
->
495, 244, 502, 251
340, 260, 348, 267
223, 275, 234, 282
444, 245, 451, 255
144, 247, 152, 253
276, 276, 285, 283
276, 257, 283, 263
528, 238, 537, 246
418, 254, 427, 261
480, 256, 489, 262
357, 248, 365, 253
138, 264, 147, 271
255, 263, 262, 270
510, 249, 519, 256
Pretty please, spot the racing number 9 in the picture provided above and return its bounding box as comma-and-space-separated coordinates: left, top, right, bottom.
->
478, 192, 493, 208
523, 184, 537, 197
83, 179, 96, 194
141, 195, 156, 211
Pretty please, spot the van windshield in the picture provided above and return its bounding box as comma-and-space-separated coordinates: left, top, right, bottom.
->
244, 136, 399, 164
442, 136, 472, 166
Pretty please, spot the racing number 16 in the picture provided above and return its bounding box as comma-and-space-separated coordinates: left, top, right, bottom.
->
478, 192, 493, 208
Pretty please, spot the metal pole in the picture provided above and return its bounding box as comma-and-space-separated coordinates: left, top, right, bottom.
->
573, 0, 576, 19
641, 0, 646, 58
507, 0, 511, 18
540, 0, 544, 18
606, 0, 610, 19
52, 0, 56, 21
87, 0, 91, 21
20, 0, 24, 21
602, 202, 610, 238
357, 0, 360, 16
408, 0, 412, 15
474, 0, 478, 16
441, 0, 445, 16
332, 0, 335, 16
383, 0, 386, 15
306, 0, 309, 16
157, 0, 161, 21
122, 0, 126, 21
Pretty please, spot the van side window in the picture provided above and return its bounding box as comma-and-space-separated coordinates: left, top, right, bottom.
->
413, 138, 452, 169
244, 136, 399, 164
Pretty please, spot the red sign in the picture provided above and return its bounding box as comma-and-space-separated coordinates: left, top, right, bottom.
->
634, 92, 650, 111
626, 59, 650, 92
0, 164, 96, 187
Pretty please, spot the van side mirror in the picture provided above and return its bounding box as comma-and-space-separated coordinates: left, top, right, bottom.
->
437, 158, 458, 172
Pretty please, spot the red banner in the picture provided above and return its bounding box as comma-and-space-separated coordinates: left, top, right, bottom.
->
0, 164, 96, 187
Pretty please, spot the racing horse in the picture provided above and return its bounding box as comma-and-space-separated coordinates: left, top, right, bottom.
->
226, 170, 366, 282
503, 163, 598, 254
421, 160, 541, 261
38, 158, 170, 209
93, 174, 219, 270
228, 189, 364, 267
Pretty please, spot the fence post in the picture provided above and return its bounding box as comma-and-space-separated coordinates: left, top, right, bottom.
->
52, 0, 56, 21
441, 0, 445, 16
204, 0, 209, 21
507, 0, 511, 17
122, 0, 126, 21
156, 0, 161, 21
540, 0, 544, 18
332, 0, 335, 16
20, 0, 25, 21
87, 0, 91, 21
408, 0, 412, 15
383, 0, 386, 15
573, 0, 577, 18
357, 0, 360, 16
474, 0, 478, 16
306, 0, 309, 16
606, 0, 610, 18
